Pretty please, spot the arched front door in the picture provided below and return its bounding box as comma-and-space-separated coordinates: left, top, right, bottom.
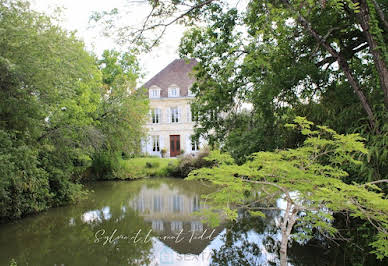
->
169, 135, 180, 157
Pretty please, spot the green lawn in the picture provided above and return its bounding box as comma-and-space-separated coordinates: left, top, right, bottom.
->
115, 157, 176, 179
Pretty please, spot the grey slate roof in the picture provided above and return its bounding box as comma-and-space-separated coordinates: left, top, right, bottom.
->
142, 58, 197, 97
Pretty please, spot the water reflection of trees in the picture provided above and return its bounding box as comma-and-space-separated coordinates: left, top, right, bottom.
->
211, 208, 371, 266
3, 178, 373, 265
0, 178, 222, 265
210, 208, 281, 266
0, 181, 153, 266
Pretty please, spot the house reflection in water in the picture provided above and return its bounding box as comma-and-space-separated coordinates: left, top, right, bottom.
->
130, 183, 223, 255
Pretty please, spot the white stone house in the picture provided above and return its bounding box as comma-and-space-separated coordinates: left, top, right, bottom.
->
141, 59, 205, 157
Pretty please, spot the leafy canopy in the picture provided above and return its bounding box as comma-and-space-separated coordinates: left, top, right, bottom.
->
188, 117, 388, 259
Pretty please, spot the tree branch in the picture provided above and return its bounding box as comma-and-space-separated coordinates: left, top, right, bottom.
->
371, 0, 388, 31
280, 0, 379, 133
362, 179, 388, 186
357, 0, 388, 110
133, 0, 216, 49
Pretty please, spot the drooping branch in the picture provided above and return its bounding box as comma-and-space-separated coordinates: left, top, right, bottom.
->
131, 0, 216, 49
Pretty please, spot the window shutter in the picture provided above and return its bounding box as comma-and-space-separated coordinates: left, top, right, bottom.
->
199, 136, 204, 150
187, 106, 191, 122
167, 108, 171, 123
178, 107, 181, 122
160, 135, 164, 151
149, 110, 152, 123
147, 136, 152, 154
186, 135, 191, 152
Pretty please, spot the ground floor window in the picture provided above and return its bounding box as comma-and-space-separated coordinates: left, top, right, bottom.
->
191, 136, 200, 151
152, 135, 160, 152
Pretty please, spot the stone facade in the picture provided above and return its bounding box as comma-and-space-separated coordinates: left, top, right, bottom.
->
141, 59, 205, 157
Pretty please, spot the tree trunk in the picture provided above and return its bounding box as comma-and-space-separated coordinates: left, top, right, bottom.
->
279, 199, 298, 266
280, 227, 289, 266
337, 57, 379, 132
280, 200, 290, 266
280, 0, 380, 132
357, 0, 388, 111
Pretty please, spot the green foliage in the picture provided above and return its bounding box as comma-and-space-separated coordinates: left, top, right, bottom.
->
90, 151, 120, 180
0, 130, 51, 219
177, 0, 388, 179
113, 157, 173, 179
95, 49, 149, 157
188, 117, 388, 259
0, 1, 148, 220
167, 147, 213, 177
0, 0, 97, 220
145, 161, 160, 168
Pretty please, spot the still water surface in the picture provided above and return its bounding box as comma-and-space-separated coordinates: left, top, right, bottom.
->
0, 178, 349, 265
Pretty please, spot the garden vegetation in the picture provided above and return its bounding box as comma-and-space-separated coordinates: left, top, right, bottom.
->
0, 0, 148, 221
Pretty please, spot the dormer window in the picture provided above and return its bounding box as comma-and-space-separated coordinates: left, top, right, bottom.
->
149, 86, 161, 98
168, 85, 180, 97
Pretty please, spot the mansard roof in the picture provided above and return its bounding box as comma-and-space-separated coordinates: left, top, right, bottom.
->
142, 58, 197, 97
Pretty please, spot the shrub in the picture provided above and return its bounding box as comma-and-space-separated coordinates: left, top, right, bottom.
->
168, 146, 213, 177
90, 151, 120, 180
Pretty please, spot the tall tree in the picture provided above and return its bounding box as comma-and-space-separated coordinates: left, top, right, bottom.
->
92, 0, 387, 179
0, 0, 148, 220
188, 117, 388, 264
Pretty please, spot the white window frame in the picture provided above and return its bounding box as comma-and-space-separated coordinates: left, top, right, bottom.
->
191, 221, 203, 232
152, 135, 160, 152
152, 220, 164, 231
191, 136, 200, 151
171, 221, 183, 232
149, 86, 161, 98
168, 85, 180, 97
151, 108, 161, 124
170, 107, 179, 123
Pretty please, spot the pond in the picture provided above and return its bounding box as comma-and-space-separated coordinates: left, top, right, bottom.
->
0, 178, 371, 265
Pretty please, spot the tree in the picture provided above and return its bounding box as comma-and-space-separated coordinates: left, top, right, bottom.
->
92, 0, 388, 179
187, 117, 388, 265
0, 1, 149, 220
91, 50, 149, 179
0, 0, 101, 219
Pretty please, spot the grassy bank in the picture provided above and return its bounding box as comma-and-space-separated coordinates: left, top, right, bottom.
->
114, 157, 176, 179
